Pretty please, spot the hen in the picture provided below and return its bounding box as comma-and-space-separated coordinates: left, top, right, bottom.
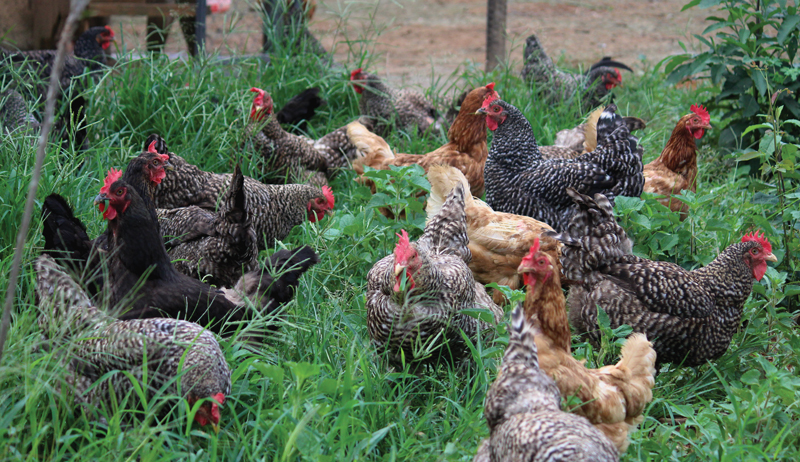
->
35, 255, 231, 432
540, 106, 646, 161
520, 34, 631, 108
549, 189, 777, 366
643, 104, 712, 217
159, 164, 257, 287
517, 239, 656, 452
354, 83, 499, 197
366, 183, 503, 366
275, 87, 325, 132
473, 305, 619, 462
350, 68, 443, 137
426, 165, 559, 304
96, 170, 320, 335
313, 119, 393, 170
481, 99, 643, 232
1, 89, 39, 134
148, 135, 334, 250
245, 87, 329, 186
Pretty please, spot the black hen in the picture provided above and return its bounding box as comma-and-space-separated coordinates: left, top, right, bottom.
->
276, 87, 325, 132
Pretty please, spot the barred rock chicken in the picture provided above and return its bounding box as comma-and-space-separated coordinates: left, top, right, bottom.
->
541, 106, 647, 161
426, 165, 559, 304
643, 104, 712, 217
517, 240, 656, 452
366, 184, 503, 366
353, 83, 499, 197
147, 135, 334, 250
521, 34, 631, 108
244, 87, 329, 186
1, 89, 39, 134
350, 68, 443, 137
159, 165, 257, 287
473, 305, 619, 462
96, 170, 320, 335
35, 255, 231, 431
481, 99, 643, 232
549, 189, 777, 366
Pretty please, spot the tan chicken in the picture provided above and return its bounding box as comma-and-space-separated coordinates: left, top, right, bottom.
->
643, 104, 711, 217
426, 165, 559, 304
354, 83, 499, 197
540, 106, 646, 160
517, 240, 657, 453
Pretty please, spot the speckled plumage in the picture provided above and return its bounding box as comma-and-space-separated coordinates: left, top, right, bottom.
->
159, 165, 258, 287
548, 189, 775, 366
474, 306, 619, 462
366, 184, 503, 366
35, 255, 231, 421
0, 90, 39, 133
148, 136, 330, 250
483, 100, 643, 232
520, 34, 631, 108
351, 69, 443, 137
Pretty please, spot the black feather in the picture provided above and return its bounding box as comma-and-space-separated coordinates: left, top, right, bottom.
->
276, 87, 325, 131
590, 57, 633, 72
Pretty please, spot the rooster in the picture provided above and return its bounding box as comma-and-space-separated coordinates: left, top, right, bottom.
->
366, 184, 503, 366
95, 169, 320, 335
245, 87, 329, 186
350, 68, 444, 137
517, 239, 656, 452
35, 255, 231, 432
481, 99, 643, 232
520, 34, 631, 108
426, 165, 559, 304
354, 83, 499, 197
159, 164, 257, 287
643, 104, 712, 217
548, 189, 777, 366
473, 305, 619, 462
147, 135, 334, 250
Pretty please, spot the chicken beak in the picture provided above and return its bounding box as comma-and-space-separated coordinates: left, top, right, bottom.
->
93, 193, 109, 205
211, 422, 220, 434
164, 160, 175, 172
394, 264, 406, 277
475, 108, 487, 115
704, 123, 714, 130
765, 252, 778, 262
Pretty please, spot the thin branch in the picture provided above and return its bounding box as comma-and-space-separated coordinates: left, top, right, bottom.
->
0, 0, 92, 363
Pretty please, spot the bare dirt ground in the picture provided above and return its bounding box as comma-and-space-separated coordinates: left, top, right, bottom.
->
110, 0, 711, 86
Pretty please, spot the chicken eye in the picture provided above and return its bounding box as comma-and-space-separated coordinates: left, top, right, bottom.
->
116, 189, 124, 196
751, 248, 760, 255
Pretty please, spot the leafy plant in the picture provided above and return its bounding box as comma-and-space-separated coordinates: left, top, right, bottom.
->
662, 0, 800, 151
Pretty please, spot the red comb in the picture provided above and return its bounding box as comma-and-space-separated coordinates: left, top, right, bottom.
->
742, 230, 772, 253
350, 68, 363, 80
147, 140, 158, 154
100, 168, 123, 196
104, 25, 115, 37
520, 238, 541, 266
212, 392, 225, 405
481, 92, 499, 110
158, 153, 169, 163
691, 104, 710, 125
394, 229, 414, 263
485, 82, 495, 91
322, 186, 335, 208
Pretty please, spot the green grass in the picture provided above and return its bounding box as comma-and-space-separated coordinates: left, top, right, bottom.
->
0, 26, 798, 462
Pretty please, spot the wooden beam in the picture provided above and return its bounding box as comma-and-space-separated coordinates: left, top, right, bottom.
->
85, 3, 196, 17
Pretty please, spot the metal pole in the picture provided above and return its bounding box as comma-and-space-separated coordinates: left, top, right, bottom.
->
195, 0, 207, 55
485, 0, 507, 72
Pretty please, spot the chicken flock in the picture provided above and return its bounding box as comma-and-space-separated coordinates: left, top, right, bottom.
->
5, 26, 781, 461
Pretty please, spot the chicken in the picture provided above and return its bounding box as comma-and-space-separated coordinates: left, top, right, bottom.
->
539, 106, 645, 160
158, 165, 258, 287
350, 68, 443, 137
275, 87, 325, 133
643, 104, 712, 216
426, 165, 559, 304
41, 149, 173, 294
35, 255, 231, 432
147, 134, 334, 250
365, 183, 503, 366
1, 89, 39, 134
95, 169, 320, 335
548, 189, 777, 366
354, 83, 499, 197
473, 305, 619, 462
481, 99, 643, 232
517, 239, 656, 452
244, 87, 329, 186
2, 26, 115, 148
312, 120, 393, 170
520, 34, 631, 108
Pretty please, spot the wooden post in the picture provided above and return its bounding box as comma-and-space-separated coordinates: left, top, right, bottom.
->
485, 0, 506, 72
195, 0, 206, 54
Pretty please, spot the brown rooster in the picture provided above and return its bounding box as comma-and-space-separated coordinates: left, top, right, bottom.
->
643, 104, 712, 216
517, 239, 656, 452
354, 83, 499, 197
549, 189, 777, 366
426, 165, 559, 304
35, 255, 231, 432
473, 305, 619, 462
350, 68, 444, 137
366, 183, 503, 366
148, 135, 334, 250
245, 87, 329, 186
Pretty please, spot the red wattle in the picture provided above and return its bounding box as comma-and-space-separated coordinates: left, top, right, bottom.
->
753, 261, 767, 281
487, 117, 498, 131
693, 128, 705, 139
